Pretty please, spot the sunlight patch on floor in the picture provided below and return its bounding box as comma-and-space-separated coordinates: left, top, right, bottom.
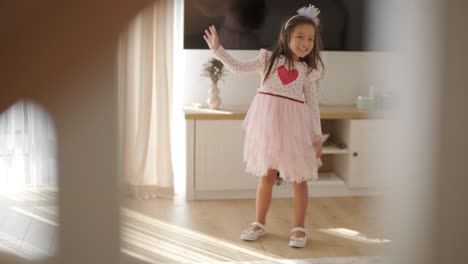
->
10, 207, 58, 227
317, 228, 391, 244
122, 223, 234, 262
0, 231, 48, 259
0, 187, 57, 204
121, 207, 280, 263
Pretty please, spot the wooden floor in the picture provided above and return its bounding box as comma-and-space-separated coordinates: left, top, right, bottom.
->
0, 189, 391, 263
0, 189, 59, 259
120, 196, 391, 263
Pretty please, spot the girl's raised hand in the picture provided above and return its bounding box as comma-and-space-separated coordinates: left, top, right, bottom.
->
203, 25, 220, 50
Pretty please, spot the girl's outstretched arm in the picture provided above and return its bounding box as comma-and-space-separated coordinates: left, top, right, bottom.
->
213, 46, 266, 74
203, 25, 267, 74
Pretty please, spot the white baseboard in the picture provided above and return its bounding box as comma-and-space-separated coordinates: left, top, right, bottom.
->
191, 184, 385, 200
189, 173, 387, 200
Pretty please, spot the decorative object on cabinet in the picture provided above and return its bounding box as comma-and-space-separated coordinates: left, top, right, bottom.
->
201, 58, 225, 110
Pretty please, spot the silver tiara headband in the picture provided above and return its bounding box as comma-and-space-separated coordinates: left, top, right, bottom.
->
284, 4, 320, 29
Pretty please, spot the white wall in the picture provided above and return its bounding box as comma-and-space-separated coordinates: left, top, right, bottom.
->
180, 49, 393, 107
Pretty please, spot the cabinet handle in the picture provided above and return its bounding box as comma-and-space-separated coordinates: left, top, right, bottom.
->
353, 152, 358, 157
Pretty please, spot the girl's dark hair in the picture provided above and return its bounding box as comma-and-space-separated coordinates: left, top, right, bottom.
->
263, 15, 325, 83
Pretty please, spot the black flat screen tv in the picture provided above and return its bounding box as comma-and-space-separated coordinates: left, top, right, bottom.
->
184, 0, 380, 51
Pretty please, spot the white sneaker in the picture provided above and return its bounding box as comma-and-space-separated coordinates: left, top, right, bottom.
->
240, 221, 267, 241
288, 227, 309, 248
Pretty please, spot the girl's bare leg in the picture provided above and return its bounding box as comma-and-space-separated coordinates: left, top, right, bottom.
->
292, 181, 309, 237
256, 169, 278, 223
247, 169, 277, 231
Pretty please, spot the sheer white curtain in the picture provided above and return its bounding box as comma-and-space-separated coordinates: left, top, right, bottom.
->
0, 100, 57, 191
118, 0, 174, 199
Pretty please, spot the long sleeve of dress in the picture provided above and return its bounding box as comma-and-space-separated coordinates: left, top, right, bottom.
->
213, 46, 268, 74
304, 70, 322, 142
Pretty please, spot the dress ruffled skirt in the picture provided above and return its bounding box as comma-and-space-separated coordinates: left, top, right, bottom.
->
243, 93, 322, 183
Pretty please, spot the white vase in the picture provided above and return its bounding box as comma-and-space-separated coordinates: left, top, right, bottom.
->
207, 81, 221, 110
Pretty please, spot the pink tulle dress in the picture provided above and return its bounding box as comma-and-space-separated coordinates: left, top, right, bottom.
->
213, 46, 322, 183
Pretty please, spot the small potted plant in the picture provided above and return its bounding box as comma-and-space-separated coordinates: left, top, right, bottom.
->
201, 58, 225, 109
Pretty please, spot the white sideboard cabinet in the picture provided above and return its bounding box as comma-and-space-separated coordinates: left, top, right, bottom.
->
185, 105, 392, 200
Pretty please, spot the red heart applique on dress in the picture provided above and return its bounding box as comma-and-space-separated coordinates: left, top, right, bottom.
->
277, 65, 299, 85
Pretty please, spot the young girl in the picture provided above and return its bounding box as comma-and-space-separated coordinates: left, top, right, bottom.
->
203, 5, 324, 248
